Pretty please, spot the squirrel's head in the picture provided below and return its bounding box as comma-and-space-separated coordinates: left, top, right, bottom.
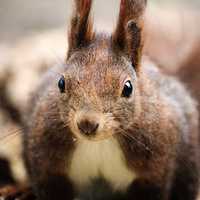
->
58, 0, 146, 141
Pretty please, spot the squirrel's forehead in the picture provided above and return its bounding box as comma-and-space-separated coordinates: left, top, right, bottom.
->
65, 47, 134, 84
65, 58, 133, 87
68, 55, 129, 75
77, 66, 121, 85
67, 42, 127, 68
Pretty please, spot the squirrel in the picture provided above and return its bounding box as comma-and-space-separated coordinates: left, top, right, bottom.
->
21, 0, 200, 200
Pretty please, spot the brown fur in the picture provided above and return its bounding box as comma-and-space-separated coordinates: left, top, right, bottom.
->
23, 1, 199, 200
68, 0, 95, 58
112, 0, 146, 72
176, 43, 200, 133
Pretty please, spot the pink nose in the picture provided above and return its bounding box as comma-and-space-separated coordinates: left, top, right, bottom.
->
77, 120, 99, 136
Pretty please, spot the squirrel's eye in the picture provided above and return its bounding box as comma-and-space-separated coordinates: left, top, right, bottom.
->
122, 80, 133, 98
58, 76, 65, 93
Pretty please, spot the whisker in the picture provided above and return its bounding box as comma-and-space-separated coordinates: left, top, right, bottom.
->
118, 127, 153, 154
0, 128, 24, 144
48, 49, 65, 66
118, 127, 197, 175
48, 69, 63, 77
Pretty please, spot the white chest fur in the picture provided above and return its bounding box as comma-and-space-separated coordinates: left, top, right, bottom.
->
68, 138, 137, 192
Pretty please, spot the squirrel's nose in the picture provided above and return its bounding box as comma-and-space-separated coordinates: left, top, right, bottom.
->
77, 120, 99, 136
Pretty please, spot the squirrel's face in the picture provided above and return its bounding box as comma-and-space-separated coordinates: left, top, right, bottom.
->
56, 0, 146, 141
58, 37, 137, 141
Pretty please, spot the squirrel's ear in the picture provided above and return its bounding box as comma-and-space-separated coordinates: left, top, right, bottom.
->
68, 0, 94, 57
112, 0, 147, 72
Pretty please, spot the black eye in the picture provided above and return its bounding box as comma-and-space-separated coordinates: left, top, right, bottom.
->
122, 80, 133, 98
58, 76, 65, 93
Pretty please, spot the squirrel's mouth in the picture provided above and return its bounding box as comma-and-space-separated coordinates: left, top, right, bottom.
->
71, 128, 116, 142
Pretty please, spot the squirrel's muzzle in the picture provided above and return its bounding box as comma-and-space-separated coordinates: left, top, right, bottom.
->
77, 119, 99, 137
73, 109, 113, 140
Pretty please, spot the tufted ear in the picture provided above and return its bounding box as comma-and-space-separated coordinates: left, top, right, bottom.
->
68, 0, 94, 57
112, 0, 147, 72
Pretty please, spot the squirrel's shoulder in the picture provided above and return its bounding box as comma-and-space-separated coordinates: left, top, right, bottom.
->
142, 57, 198, 131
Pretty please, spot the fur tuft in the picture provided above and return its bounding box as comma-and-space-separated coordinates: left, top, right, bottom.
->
68, 0, 95, 57
112, 0, 146, 71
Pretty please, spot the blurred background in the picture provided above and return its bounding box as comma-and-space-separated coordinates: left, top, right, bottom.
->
0, 0, 200, 42
0, 0, 200, 196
